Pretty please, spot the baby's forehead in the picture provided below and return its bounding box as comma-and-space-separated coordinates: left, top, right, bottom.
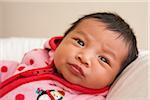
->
70, 27, 128, 51
77, 18, 107, 26
74, 18, 117, 34
70, 18, 127, 45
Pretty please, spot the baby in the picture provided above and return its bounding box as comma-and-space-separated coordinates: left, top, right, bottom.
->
0, 12, 138, 100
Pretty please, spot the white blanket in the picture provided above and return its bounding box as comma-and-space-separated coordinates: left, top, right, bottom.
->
0, 37, 46, 61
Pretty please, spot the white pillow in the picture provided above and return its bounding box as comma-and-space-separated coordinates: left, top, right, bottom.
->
106, 50, 149, 100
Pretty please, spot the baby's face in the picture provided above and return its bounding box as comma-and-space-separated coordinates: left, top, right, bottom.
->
54, 18, 129, 89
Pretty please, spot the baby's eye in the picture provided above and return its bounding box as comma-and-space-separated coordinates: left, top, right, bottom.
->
75, 38, 85, 46
98, 56, 109, 64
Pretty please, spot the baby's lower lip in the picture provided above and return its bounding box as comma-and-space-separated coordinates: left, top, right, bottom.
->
68, 64, 85, 78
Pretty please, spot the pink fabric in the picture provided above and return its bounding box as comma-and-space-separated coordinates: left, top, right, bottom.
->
0, 36, 108, 100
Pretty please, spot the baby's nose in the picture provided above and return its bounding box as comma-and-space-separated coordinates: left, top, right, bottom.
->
76, 52, 92, 67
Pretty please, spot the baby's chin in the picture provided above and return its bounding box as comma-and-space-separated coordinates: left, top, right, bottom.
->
58, 67, 106, 89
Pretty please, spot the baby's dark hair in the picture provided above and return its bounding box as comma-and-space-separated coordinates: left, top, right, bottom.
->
63, 12, 138, 75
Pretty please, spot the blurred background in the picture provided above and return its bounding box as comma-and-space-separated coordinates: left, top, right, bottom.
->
0, 0, 149, 50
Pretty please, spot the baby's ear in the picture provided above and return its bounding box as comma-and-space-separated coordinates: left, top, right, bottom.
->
44, 36, 63, 50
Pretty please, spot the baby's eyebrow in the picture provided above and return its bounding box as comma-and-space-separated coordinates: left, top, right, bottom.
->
75, 30, 86, 35
103, 45, 116, 60
75, 30, 94, 41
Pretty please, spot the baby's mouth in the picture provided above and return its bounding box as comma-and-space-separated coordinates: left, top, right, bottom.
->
68, 63, 85, 77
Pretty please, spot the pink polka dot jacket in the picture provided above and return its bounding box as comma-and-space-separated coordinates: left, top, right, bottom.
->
0, 36, 109, 100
